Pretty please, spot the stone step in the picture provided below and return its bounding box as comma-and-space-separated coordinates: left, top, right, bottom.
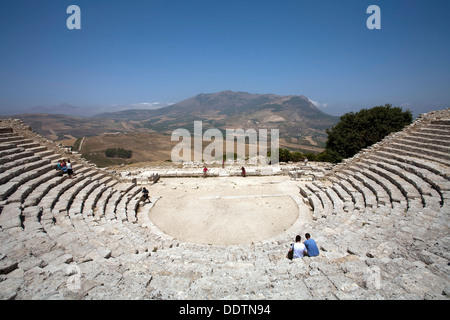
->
402, 136, 450, 154
0, 149, 35, 165
366, 158, 432, 201
358, 165, 405, 205
34, 149, 55, 159
103, 183, 136, 221
38, 167, 93, 210
417, 126, 450, 135
135, 196, 165, 235
0, 127, 14, 134
0, 135, 23, 144
346, 175, 377, 209
371, 154, 447, 208
82, 180, 118, 217
7, 167, 63, 205
15, 140, 41, 149
332, 172, 366, 210
0, 154, 41, 173
0, 158, 51, 185
26, 145, 48, 154
352, 171, 391, 207
126, 196, 140, 224
374, 150, 449, 181
328, 179, 354, 212
298, 184, 324, 220
0, 203, 22, 230
0, 143, 17, 152
361, 161, 423, 210
104, 192, 123, 221
307, 182, 333, 218
52, 170, 99, 212
387, 142, 450, 166
69, 175, 114, 216
323, 185, 344, 214
23, 175, 66, 207
116, 186, 142, 222
0, 162, 55, 201
430, 119, 450, 126
406, 132, 450, 147
93, 188, 116, 218
0, 146, 27, 159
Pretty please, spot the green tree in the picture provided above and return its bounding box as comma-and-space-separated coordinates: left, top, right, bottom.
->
105, 148, 132, 159
290, 151, 305, 162
322, 104, 412, 163
278, 148, 292, 162
105, 148, 117, 158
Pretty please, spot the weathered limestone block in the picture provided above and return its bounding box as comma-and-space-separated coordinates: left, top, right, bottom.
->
0, 257, 18, 274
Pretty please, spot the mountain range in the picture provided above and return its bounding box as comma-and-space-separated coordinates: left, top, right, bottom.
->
3, 91, 340, 162
93, 90, 339, 141
1, 102, 170, 118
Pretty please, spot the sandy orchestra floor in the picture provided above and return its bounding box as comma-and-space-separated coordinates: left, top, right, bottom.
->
147, 176, 312, 245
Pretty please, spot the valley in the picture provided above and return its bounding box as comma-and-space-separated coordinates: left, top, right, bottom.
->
3, 91, 339, 167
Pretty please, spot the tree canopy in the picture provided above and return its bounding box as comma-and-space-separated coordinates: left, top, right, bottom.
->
105, 148, 133, 159
321, 104, 412, 163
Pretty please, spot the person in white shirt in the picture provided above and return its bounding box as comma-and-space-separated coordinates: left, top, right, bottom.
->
66, 159, 73, 179
292, 235, 307, 258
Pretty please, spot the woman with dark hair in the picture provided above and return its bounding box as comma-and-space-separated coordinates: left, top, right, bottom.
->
287, 235, 307, 259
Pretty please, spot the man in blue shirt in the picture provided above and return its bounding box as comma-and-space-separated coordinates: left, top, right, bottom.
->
304, 233, 320, 257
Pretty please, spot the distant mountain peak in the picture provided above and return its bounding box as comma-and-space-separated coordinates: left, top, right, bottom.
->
91, 91, 339, 147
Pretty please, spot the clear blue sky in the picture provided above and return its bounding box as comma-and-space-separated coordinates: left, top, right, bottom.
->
1, 0, 449, 116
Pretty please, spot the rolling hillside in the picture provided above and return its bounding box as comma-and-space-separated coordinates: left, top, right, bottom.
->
5, 91, 340, 166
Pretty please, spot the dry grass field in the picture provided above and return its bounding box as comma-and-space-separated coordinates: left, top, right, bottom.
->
73, 131, 324, 167
78, 132, 178, 166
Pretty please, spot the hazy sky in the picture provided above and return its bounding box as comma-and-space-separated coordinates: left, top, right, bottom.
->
1, 0, 449, 116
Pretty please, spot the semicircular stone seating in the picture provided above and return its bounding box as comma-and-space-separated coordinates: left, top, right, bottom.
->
0, 110, 449, 300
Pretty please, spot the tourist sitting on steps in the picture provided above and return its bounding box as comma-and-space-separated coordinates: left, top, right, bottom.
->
286, 235, 307, 259
304, 233, 320, 257
140, 187, 151, 203
56, 159, 67, 174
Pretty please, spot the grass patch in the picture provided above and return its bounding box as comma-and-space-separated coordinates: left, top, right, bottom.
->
81, 153, 130, 168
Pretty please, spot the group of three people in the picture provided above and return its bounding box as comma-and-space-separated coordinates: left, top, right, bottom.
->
56, 159, 74, 179
287, 233, 319, 259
